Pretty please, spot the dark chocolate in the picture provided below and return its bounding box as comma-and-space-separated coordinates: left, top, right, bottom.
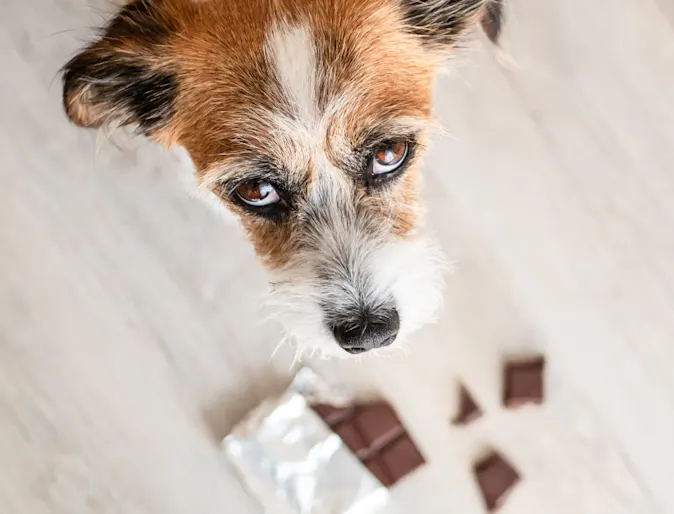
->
355, 402, 405, 452
334, 422, 368, 458
452, 385, 483, 425
474, 451, 520, 511
312, 401, 424, 487
503, 356, 545, 408
376, 434, 425, 485
364, 459, 391, 487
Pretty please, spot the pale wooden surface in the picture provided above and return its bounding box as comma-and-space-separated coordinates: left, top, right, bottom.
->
2, 0, 674, 512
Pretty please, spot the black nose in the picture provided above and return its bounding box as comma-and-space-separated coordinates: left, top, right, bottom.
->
331, 309, 400, 354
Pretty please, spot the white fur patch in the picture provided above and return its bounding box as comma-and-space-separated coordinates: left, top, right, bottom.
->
368, 237, 447, 341
265, 23, 318, 123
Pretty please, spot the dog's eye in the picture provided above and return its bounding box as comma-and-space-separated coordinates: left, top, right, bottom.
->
372, 141, 409, 175
235, 180, 281, 206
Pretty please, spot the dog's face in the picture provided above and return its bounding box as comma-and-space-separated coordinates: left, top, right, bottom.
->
63, 0, 496, 357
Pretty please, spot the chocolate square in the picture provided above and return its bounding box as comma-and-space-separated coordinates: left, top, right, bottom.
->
362, 435, 425, 488
503, 356, 545, 408
354, 402, 404, 452
452, 385, 483, 426
378, 434, 425, 483
364, 459, 392, 487
474, 451, 520, 511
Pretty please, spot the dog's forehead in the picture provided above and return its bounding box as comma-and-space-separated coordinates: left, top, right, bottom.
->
167, 0, 437, 176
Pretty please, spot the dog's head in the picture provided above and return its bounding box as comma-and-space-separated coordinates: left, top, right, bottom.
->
62, 0, 501, 357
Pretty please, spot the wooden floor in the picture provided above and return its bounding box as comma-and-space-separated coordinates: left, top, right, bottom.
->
2, 0, 674, 512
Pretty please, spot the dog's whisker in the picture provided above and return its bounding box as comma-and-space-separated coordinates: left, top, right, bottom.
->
269, 336, 289, 360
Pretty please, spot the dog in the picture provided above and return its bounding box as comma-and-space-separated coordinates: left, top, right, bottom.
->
62, 0, 504, 358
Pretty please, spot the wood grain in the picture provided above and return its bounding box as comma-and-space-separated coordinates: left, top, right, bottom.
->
2, 0, 673, 512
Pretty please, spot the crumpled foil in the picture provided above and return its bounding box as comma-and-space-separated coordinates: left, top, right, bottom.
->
223, 368, 389, 514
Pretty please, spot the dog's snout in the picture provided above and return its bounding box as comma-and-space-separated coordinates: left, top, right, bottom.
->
331, 309, 400, 354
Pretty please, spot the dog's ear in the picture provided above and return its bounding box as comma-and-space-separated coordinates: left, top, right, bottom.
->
480, 0, 505, 44
62, 1, 179, 137
401, 0, 505, 48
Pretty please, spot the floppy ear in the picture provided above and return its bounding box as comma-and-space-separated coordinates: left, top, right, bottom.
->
401, 0, 505, 47
61, 0, 179, 137
480, 0, 505, 44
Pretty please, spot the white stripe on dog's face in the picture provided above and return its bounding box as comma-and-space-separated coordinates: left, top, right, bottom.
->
261, 25, 388, 356
266, 23, 319, 124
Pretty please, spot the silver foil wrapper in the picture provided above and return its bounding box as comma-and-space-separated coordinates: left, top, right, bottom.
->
223, 369, 389, 514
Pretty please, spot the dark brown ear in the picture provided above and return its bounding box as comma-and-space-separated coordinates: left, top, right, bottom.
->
61, 0, 179, 136
401, 0, 505, 47
480, 0, 505, 44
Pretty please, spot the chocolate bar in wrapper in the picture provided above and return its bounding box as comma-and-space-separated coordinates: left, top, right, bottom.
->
223, 369, 390, 514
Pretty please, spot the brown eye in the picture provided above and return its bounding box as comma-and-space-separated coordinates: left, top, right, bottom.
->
372, 141, 409, 175
235, 180, 281, 206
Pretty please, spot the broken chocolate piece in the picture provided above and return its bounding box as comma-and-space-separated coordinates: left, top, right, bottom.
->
503, 356, 545, 408
355, 402, 405, 453
452, 385, 483, 425
474, 450, 520, 511
312, 401, 424, 487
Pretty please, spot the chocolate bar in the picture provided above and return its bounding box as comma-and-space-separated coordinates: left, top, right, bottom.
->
224, 368, 390, 513
452, 385, 483, 425
474, 450, 520, 511
312, 401, 425, 487
502, 356, 545, 408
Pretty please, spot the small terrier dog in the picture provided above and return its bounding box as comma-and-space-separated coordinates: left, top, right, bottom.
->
62, 0, 503, 357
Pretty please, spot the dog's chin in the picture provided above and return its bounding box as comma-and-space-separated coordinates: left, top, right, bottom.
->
264, 236, 446, 362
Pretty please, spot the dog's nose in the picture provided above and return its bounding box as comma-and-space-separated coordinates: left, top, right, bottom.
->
331, 309, 400, 354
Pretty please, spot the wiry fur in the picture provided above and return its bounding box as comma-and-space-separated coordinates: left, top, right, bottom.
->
402, 0, 488, 47
61, 0, 505, 357
62, 1, 179, 135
